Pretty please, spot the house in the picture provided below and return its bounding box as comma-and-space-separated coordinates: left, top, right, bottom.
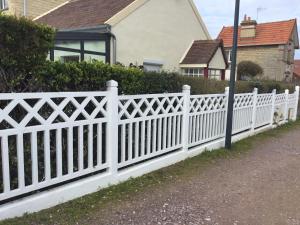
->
180, 40, 228, 80
35, 0, 227, 79
0, 0, 67, 18
293, 60, 300, 83
218, 16, 299, 81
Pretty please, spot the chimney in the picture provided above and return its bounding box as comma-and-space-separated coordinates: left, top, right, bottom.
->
240, 14, 257, 38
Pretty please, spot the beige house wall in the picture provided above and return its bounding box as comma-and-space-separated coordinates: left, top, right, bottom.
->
4, 0, 66, 18
225, 44, 295, 81
111, 0, 210, 72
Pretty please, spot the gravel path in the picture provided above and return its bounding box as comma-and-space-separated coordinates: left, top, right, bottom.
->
80, 127, 300, 225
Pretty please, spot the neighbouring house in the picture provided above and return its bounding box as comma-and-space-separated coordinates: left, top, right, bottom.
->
0, 0, 67, 18
35, 0, 228, 79
293, 60, 300, 83
218, 16, 299, 81
180, 40, 228, 80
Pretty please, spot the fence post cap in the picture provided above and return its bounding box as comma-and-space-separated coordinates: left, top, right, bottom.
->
106, 80, 118, 88
285, 89, 289, 94
182, 85, 191, 91
296, 86, 300, 92
272, 89, 277, 94
225, 87, 230, 92
253, 87, 258, 93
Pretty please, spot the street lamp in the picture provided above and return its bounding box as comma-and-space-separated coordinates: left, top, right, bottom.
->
225, 0, 240, 149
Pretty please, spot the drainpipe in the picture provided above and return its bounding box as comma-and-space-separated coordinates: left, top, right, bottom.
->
23, 0, 27, 16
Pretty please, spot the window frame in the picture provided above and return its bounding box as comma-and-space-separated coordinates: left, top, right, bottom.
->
208, 69, 222, 80
50, 32, 111, 63
182, 67, 204, 77
0, 0, 8, 10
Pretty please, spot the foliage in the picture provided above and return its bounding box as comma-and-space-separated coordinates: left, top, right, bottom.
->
30, 61, 295, 95
237, 61, 264, 80
0, 13, 55, 92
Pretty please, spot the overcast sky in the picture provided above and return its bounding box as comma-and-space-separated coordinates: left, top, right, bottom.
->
194, 0, 300, 59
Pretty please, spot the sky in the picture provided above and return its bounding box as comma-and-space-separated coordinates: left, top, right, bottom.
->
194, 0, 300, 59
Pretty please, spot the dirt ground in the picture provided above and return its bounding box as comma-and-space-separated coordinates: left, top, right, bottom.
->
75, 126, 300, 225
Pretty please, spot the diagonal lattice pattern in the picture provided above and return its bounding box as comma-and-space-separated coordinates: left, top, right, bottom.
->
256, 94, 273, 106
234, 94, 254, 109
189, 94, 227, 113
118, 94, 184, 120
0, 93, 108, 130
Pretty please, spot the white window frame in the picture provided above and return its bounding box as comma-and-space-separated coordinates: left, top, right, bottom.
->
182, 68, 204, 77
228, 50, 232, 63
0, 0, 8, 10
209, 69, 222, 80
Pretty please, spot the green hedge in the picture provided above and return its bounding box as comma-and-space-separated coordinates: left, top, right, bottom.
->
0, 13, 55, 92
33, 61, 295, 95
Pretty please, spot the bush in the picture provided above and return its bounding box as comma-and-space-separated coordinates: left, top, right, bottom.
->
237, 61, 263, 80
0, 13, 55, 92
32, 61, 295, 95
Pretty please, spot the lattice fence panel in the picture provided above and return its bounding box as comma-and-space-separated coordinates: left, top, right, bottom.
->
117, 94, 184, 169
0, 92, 109, 201
188, 94, 227, 148
232, 93, 254, 134
255, 94, 273, 128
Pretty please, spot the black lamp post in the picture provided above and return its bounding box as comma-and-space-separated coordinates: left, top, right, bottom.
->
225, 0, 241, 149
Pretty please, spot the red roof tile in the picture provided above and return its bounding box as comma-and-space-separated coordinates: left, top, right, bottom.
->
294, 60, 300, 78
218, 19, 297, 48
36, 0, 135, 30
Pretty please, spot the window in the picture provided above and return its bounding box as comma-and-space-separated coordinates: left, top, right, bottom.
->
0, 0, 8, 10
228, 50, 232, 62
143, 60, 163, 72
49, 32, 110, 63
143, 63, 162, 72
53, 50, 81, 62
182, 68, 204, 77
209, 69, 221, 80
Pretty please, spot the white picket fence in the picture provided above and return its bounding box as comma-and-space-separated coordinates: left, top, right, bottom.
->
0, 80, 299, 219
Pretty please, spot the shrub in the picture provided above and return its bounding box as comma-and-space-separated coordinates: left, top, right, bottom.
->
0, 13, 55, 92
33, 61, 295, 95
237, 61, 263, 80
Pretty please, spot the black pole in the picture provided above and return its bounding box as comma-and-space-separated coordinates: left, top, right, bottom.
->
225, 0, 240, 149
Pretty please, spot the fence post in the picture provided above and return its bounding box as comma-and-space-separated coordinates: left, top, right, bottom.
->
251, 88, 258, 133
293, 86, 300, 121
106, 80, 119, 176
182, 85, 191, 152
270, 89, 276, 127
284, 89, 289, 122
224, 87, 230, 138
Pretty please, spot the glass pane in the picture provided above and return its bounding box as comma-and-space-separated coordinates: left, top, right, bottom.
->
84, 54, 105, 62
56, 40, 80, 50
84, 41, 106, 53
54, 50, 80, 63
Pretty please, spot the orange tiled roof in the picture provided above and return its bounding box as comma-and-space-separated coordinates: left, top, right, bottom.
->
218, 19, 297, 48
294, 60, 300, 78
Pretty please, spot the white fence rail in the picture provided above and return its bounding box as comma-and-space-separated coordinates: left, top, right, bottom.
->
0, 81, 299, 219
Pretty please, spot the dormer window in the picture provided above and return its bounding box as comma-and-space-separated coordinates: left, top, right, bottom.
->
0, 0, 8, 10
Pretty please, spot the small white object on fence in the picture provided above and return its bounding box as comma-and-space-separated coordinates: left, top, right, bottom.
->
0, 81, 299, 220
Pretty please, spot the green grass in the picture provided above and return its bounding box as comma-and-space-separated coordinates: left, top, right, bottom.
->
1, 120, 300, 225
